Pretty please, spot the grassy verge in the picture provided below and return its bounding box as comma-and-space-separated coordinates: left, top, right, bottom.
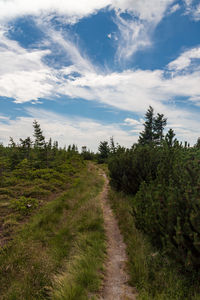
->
0, 163, 106, 300
108, 188, 200, 300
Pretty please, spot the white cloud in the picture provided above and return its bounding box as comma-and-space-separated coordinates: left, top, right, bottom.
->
169, 3, 180, 14
0, 29, 56, 102
114, 15, 151, 60
193, 4, 200, 21
0, 109, 137, 151
111, 0, 174, 59
111, 0, 174, 22
0, 0, 111, 24
124, 118, 141, 126
184, 0, 200, 21
124, 118, 143, 134
44, 27, 95, 74
168, 46, 200, 71
0, 0, 175, 25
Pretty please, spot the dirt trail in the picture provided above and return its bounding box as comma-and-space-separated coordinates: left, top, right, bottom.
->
99, 171, 137, 300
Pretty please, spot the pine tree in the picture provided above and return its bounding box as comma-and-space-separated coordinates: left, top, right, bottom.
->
19, 137, 33, 160
165, 128, 177, 147
98, 141, 110, 162
110, 136, 116, 154
9, 137, 16, 148
32, 120, 47, 167
153, 113, 167, 144
33, 120, 46, 149
138, 106, 154, 145
195, 137, 200, 148
139, 106, 167, 145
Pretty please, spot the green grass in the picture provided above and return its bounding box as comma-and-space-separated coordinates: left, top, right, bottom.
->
108, 188, 200, 300
0, 158, 84, 244
0, 163, 106, 300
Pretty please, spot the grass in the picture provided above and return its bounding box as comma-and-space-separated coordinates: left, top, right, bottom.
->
0, 158, 83, 245
108, 188, 200, 300
0, 163, 106, 300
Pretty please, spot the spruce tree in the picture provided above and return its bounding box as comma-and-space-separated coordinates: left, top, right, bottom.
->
98, 141, 110, 163
153, 113, 167, 144
165, 128, 177, 147
195, 137, 200, 148
110, 136, 116, 154
32, 120, 47, 167
138, 106, 154, 145
138, 106, 167, 145
33, 120, 46, 149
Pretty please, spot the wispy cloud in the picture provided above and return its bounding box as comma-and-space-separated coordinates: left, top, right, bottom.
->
111, 0, 174, 60
168, 46, 200, 71
169, 3, 180, 14
114, 14, 151, 61
183, 0, 200, 21
0, 0, 175, 62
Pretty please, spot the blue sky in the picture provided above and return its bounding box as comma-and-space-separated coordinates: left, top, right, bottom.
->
0, 0, 200, 150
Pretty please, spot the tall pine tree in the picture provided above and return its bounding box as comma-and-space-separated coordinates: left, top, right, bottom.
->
138, 106, 167, 145
33, 120, 46, 149
153, 113, 167, 144
138, 106, 154, 145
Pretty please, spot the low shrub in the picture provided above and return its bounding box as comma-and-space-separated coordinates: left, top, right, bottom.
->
10, 196, 39, 215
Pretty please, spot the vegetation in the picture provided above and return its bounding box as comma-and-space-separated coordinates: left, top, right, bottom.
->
0, 121, 84, 245
0, 122, 106, 299
107, 106, 200, 298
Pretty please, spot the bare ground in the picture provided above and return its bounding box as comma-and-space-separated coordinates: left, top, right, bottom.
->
99, 171, 137, 300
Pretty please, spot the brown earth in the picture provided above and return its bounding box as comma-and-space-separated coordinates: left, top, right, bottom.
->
99, 171, 137, 300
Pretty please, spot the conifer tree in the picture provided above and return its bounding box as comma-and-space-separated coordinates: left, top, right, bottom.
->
165, 128, 177, 147
110, 136, 116, 154
195, 137, 200, 148
33, 120, 46, 149
19, 137, 33, 159
32, 120, 47, 167
138, 106, 167, 145
153, 113, 167, 144
138, 106, 154, 145
98, 141, 110, 162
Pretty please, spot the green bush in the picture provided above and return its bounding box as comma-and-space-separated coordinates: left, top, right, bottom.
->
11, 196, 38, 215
108, 144, 161, 194
133, 146, 200, 271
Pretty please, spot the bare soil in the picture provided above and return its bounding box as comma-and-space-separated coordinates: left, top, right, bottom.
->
99, 171, 137, 300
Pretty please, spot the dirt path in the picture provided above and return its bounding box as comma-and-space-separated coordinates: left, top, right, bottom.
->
99, 171, 137, 300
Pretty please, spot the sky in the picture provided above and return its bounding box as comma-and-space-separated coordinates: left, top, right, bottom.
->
0, 0, 200, 151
